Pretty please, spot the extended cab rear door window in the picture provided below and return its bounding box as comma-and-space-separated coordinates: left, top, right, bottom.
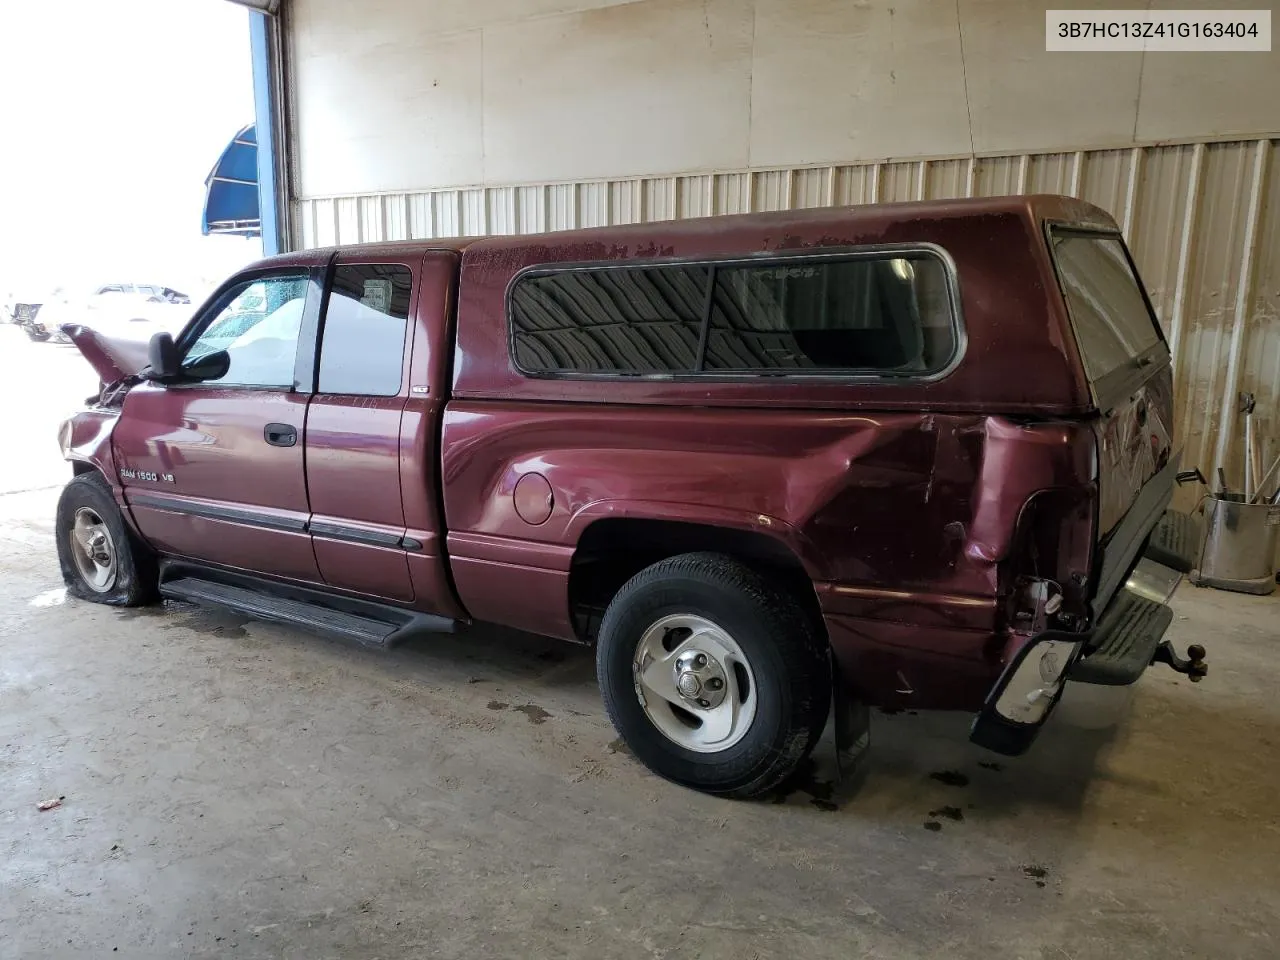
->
509, 250, 958, 378
1049, 229, 1165, 387
317, 264, 413, 396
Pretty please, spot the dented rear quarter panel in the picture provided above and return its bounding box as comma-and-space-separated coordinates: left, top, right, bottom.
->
442, 196, 1113, 709
441, 404, 1097, 709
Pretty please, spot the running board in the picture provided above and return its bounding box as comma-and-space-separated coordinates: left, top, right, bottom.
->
158, 565, 458, 649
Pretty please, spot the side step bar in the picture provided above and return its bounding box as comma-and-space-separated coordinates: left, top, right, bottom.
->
159, 562, 459, 649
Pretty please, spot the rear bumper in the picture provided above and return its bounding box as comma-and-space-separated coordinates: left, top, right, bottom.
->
1067, 559, 1179, 685
970, 557, 1183, 756
970, 457, 1185, 756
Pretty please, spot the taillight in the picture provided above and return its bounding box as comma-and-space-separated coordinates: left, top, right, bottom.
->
1003, 489, 1095, 632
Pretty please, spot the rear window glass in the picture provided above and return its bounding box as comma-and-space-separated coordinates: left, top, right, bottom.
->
510, 253, 956, 377
1050, 232, 1162, 383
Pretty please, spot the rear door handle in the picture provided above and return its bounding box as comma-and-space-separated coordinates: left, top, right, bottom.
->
264, 423, 297, 447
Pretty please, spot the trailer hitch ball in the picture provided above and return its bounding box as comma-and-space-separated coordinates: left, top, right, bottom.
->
1186, 645, 1208, 682
1152, 640, 1208, 682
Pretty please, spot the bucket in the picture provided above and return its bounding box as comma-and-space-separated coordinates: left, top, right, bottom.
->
1191, 496, 1280, 596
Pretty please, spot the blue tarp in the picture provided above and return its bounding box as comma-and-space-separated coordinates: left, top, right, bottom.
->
202, 124, 260, 237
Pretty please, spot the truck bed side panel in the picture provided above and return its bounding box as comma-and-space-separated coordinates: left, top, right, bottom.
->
440, 403, 1094, 708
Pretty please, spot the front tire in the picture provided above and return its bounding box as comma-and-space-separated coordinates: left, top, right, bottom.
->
596, 552, 830, 799
56, 472, 158, 606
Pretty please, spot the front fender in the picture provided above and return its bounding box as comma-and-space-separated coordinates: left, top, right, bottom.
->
60, 408, 124, 501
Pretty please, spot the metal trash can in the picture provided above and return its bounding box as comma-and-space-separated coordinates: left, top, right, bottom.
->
1190, 496, 1280, 596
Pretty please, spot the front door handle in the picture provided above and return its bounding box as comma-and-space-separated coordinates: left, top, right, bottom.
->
264, 423, 297, 447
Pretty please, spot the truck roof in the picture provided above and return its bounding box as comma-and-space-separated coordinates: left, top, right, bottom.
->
248, 194, 1117, 267
244, 195, 1118, 415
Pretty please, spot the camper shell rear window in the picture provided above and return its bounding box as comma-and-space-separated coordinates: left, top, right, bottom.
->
1048, 228, 1166, 386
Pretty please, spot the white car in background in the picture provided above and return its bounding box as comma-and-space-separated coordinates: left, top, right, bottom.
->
25, 283, 193, 343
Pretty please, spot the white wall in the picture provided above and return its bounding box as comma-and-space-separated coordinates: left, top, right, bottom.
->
287, 0, 1280, 199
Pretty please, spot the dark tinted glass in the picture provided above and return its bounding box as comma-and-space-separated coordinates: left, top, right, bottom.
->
703, 256, 954, 373
1051, 232, 1162, 383
318, 264, 412, 396
511, 265, 709, 374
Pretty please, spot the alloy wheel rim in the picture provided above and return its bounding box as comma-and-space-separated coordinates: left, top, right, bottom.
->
69, 507, 117, 593
632, 614, 757, 753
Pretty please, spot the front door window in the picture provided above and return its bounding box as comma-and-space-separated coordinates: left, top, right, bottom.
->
184, 275, 309, 388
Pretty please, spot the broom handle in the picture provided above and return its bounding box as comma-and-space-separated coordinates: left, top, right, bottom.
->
1251, 451, 1280, 504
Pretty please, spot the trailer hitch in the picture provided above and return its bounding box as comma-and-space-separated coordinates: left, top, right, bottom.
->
1152, 640, 1207, 681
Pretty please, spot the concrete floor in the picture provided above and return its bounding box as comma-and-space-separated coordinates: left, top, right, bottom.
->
2, 324, 1279, 959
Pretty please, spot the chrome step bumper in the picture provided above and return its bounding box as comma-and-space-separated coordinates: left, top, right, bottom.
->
1146, 508, 1203, 573
971, 557, 1203, 756
1068, 584, 1174, 685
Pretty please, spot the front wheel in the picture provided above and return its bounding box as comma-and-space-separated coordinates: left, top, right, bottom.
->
55, 472, 158, 605
596, 552, 830, 799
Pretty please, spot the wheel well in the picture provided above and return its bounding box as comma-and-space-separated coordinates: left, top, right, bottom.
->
70, 461, 97, 477
568, 518, 824, 644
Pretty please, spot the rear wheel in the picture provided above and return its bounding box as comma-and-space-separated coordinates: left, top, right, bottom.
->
56, 473, 158, 606
596, 552, 830, 798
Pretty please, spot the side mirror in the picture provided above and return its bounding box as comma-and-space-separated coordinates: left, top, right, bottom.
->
181, 350, 231, 382
146, 332, 180, 379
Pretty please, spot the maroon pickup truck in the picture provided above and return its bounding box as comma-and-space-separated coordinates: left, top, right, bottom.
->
57, 195, 1206, 798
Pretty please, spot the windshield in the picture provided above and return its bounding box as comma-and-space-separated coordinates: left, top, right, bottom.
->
1050, 230, 1163, 384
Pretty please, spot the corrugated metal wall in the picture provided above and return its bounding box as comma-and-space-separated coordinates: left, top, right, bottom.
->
295, 137, 1279, 510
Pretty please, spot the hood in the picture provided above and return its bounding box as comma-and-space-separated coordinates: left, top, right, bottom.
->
63, 324, 152, 384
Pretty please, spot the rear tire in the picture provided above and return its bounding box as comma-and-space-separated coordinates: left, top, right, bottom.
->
596, 552, 830, 799
56, 472, 159, 606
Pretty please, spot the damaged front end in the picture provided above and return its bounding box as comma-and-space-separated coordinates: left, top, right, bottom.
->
61, 324, 151, 407
58, 325, 149, 482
